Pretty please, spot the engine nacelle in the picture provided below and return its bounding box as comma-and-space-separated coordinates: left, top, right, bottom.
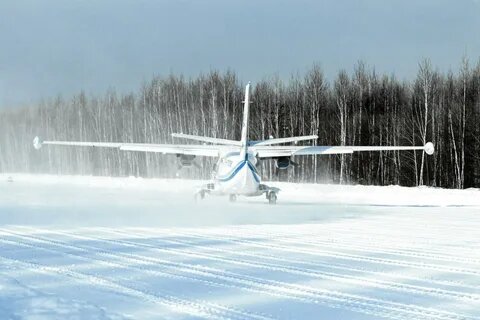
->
177, 154, 196, 167
275, 157, 292, 170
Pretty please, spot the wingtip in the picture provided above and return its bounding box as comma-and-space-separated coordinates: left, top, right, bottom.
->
33, 136, 42, 150
424, 142, 434, 155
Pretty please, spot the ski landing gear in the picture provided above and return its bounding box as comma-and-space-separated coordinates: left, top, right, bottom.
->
195, 183, 279, 205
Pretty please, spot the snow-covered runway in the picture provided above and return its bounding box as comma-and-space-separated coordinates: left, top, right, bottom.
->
1, 175, 479, 319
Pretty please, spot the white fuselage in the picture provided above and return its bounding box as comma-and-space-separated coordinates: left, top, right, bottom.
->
213, 151, 261, 196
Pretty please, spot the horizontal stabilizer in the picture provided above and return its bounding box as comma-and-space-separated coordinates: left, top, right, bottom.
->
171, 133, 241, 146
252, 135, 318, 146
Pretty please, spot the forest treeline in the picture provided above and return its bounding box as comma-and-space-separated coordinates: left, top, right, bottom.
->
1, 58, 479, 188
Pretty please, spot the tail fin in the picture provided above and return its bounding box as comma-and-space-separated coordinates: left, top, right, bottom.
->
240, 82, 251, 160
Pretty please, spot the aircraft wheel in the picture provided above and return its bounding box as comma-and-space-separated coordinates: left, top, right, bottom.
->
229, 194, 237, 202
194, 190, 205, 202
268, 192, 277, 205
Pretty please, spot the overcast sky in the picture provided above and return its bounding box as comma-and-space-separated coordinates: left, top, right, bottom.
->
1, 0, 479, 108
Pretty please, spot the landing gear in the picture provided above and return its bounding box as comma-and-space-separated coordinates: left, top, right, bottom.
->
267, 191, 277, 205
195, 182, 215, 202
194, 190, 206, 202
229, 194, 237, 202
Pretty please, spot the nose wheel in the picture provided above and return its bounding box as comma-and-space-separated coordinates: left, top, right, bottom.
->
229, 194, 237, 202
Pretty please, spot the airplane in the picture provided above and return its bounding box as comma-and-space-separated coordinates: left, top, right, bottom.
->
33, 82, 435, 204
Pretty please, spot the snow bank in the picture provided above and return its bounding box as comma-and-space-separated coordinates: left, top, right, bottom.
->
1, 173, 478, 207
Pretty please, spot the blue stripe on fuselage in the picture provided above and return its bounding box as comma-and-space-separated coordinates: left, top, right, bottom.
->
216, 161, 246, 182
216, 160, 259, 183
247, 162, 260, 182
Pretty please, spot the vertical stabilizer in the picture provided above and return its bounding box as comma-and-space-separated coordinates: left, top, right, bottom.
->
240, 82, 251, 160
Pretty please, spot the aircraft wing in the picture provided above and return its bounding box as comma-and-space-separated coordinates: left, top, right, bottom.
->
33, 136, 226, 157
253, 143, 434, 158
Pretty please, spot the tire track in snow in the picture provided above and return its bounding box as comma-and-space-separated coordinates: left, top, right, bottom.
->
13, 228, 480, 302
222, 226, 480, 266
214, 215, 480, 257
160, 229, 480, 289
0, 235, 272, 320
245, 223, 480, 262
1, 228, 477, 320
97, 227, 480, 302
171, 228, 480, 277
179, 231, 480, 287
0, 254, 249, 320
164, 227, 480, 290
